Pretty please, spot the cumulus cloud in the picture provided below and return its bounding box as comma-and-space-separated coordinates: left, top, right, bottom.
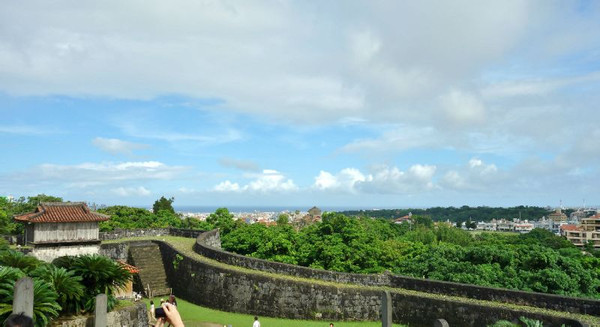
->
111, 186, 151, 197
313, 168, 368, 193
92, 137, 149, 155
214, 169, 297, 193
313, 164, 437, 194
441, 158, 500, 191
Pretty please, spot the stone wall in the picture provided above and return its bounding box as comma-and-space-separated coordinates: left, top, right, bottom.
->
51, 302, 148, 327
195, 229, 600, 316
157, 240, 588, 327
389, 275, 600, 317
168, 228, 205, 239
100, 228, 170, 240
194, 229, 390, 286
100, 241, 155, 261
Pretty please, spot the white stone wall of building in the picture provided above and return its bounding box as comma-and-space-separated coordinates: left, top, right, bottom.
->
32, 244, 100, 262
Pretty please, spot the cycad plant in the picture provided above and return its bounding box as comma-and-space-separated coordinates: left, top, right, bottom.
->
69, 255, 131, 311
0, 266, 25, 318
30, 264, 84, 314
0, 266, 61, 327
0, 250, 41, 273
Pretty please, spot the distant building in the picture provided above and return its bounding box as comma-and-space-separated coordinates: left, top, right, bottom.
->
513, 221, 534, 233
307, 206, 322, 222
548, 209, 567, 222
565, 214, 600, 248
496, 219, 514, 232
14, 202, 109, 262
394, 212, 413, 224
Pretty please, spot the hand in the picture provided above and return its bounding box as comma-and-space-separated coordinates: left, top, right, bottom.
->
162, 303, 184, 327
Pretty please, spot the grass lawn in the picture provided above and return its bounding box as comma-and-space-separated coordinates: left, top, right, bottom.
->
144, 297, 406, 327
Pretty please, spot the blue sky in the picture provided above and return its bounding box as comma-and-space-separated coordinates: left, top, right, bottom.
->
1, 1, 599, 208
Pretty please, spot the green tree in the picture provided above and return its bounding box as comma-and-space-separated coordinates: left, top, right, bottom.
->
152, 196, 175, 214
206, 208, 235, 235
27, 194, 63, 206
276, 214, 290, 226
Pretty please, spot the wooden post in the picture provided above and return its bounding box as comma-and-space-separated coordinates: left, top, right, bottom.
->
382, 291, 392, 327
95, 294, 107, 327
12, 277, 33, 318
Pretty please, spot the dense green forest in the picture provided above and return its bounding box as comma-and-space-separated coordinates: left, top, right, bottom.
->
341, 206, 571, 223
221, 212, 600, 299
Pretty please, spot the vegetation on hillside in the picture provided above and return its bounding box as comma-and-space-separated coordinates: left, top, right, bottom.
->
341, 206, 566, 223
220, 212, 600, 299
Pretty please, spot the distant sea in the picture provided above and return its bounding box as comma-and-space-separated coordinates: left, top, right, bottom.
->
171, 205, 384, 214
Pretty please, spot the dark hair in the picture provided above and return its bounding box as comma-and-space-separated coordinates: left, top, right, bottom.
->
150, 301, 154, 305
3, 313, 34, 327
254, 316, 258, 321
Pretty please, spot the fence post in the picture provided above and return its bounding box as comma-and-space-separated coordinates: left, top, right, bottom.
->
382, 291, 392, 327
12, 277, 33, 318
95, 294, 107, 327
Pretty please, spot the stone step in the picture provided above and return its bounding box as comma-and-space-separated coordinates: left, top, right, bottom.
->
128, 243, 170, 297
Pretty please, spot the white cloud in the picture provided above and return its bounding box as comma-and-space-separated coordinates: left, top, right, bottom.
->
441, 158, 500, 190
213, 169, 297, 193
439, 89, 486, 126
0, 125, 63, 135
111, 186, 151, 197
92, 137, 149, 155
115, 121, 242, 144
340, 126, 439, 154
313, 164, 437, 195
3, 161, 187, 189
218, 157, 259, 172
313, 168, 368, 193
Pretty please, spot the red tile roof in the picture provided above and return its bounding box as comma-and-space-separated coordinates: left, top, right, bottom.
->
14, 202, 109, 223
560, 224, 580, 231
117, 260, 140, 274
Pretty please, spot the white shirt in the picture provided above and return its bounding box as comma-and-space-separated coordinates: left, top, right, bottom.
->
253, 320, 260, 327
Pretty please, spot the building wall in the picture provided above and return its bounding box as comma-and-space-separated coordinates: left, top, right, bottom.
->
33, 222, 98, 243
32, 244, 100, 262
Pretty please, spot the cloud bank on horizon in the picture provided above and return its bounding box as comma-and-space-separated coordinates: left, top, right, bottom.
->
0, 1, 599, 208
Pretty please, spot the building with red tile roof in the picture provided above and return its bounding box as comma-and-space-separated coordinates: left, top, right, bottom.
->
14, 202, 110, 261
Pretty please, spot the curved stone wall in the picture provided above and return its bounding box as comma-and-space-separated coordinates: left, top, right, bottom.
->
194, 229, 391, 286
157, 239, 589, 327
194, 229, 600, 317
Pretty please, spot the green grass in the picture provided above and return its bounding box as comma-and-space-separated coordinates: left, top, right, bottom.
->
144, 297, 406, 327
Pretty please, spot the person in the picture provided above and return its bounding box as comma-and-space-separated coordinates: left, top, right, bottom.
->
168, 294, 178, 307
155, 303, 184, 327
3, 313, 34, 327
149, 301, 156, 323
252, 316, 260, 327
329, 324, 334, 327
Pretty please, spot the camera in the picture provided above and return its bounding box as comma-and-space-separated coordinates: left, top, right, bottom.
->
155, 307, 166, 319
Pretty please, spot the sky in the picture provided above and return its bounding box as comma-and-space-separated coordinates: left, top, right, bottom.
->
0, 1, 599, 209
